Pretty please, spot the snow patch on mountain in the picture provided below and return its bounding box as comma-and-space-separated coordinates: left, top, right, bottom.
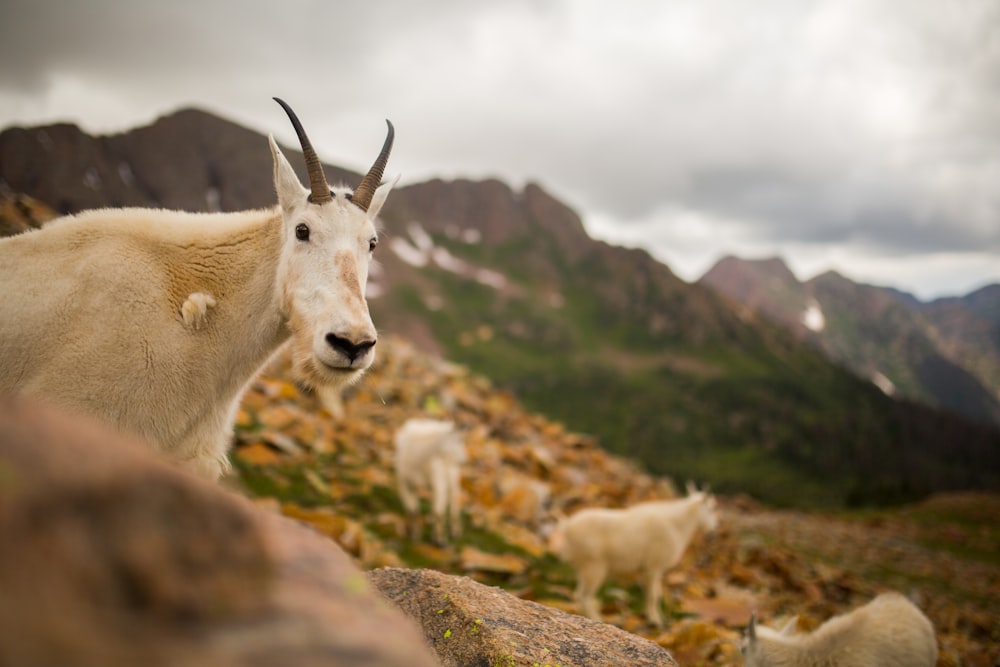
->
801, 298, 826, 332
871, 371, 896, 395
389, 222, 509, 290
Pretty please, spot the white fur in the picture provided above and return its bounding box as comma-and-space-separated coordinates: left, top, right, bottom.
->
0, 129, 394, 480
394, 418, 467, 545
743, 592, 937, 667
181, 291, 217, 330
549, 486, 719, 626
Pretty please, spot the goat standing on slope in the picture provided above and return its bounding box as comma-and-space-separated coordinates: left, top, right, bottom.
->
0, 99, 395, 479
742, 591, 937, 667
549, 483, 719, 627
394, 418, 467, 545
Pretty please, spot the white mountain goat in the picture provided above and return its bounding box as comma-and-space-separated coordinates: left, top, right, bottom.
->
0, 98, 395, 479
742, 591, 937, 667
549, 483, 719, 627
393, 418, 467, 545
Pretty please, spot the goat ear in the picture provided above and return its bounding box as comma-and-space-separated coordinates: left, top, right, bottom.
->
779, 615, 798, 636
269, 135, 306, 213
366, 174, 399, 220
747, 613, 757, 642
685, 480, 698, 495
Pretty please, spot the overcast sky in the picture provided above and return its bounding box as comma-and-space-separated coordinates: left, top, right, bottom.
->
1, 0, 997, 300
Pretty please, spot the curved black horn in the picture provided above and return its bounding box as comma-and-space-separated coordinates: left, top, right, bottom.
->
352, 119, 394, 212
273, 97, 331, 204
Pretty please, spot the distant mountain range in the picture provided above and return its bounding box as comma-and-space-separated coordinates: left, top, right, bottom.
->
699, 256, 1000, 426
2, 109, 998, 508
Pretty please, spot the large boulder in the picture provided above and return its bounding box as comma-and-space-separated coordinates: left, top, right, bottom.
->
0, 396, 439, 667
370, 567, 679, 667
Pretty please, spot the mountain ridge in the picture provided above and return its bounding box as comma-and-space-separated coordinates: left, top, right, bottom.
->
700, 255, 1000, 426
2, 109, 999, 508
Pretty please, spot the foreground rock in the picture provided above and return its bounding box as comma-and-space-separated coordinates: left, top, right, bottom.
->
0, 396, 438, 667
370, 567, 679, 667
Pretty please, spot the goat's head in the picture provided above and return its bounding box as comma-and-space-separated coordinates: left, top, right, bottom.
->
698, 493, 720, 533
687, 482, 720, 533
269, 98, 395, 388
741, 613, 798, 664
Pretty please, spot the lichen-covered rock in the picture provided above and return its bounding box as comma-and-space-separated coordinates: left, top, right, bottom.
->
369, 566, 679, 667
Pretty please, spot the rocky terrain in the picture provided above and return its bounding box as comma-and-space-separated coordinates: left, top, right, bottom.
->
1, 386, 679, 667
229, 337, 1000, 666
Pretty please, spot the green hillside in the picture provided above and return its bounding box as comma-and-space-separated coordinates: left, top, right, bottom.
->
374, 222, 1000, 509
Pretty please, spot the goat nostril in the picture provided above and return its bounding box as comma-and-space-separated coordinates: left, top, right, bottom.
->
325, 333, 376, 362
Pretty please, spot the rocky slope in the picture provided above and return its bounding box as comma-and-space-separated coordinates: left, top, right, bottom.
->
230, 337, 1000, 666
4, 390, 692, 667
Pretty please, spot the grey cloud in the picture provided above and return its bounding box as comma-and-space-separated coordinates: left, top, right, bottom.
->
0, 0, 997, 296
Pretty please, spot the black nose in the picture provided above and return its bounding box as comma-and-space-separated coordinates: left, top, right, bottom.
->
325, 333, 376, 362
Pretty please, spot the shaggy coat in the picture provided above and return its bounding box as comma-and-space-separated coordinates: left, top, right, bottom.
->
0, 101, 393, 478
394, 418, 467, 544
743, 591, 937, 667
550, 488, 719, 626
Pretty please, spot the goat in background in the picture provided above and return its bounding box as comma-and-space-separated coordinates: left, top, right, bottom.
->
549, 483, 719, 627
742, 591, 937, 667
394, 418, 467, 545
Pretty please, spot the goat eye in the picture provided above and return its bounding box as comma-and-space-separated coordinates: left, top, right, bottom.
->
295, 223, 310, 241
368, 237, 378, 252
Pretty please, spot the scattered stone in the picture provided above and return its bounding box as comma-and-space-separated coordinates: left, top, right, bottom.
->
369, 567, 679, 667
0, 396, 438, 667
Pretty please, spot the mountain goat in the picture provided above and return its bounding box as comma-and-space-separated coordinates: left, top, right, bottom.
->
549, 484, 719, 627
0, 98, 395, 480
742, 591, 937, 667
394, 418, 467, 545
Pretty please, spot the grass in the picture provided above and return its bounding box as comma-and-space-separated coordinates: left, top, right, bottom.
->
233, 458, 329, 507
894, 494, 1000, 566
739, 494, 1000, 617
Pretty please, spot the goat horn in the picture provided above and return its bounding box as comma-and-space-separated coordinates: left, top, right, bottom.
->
351, 119, 394, 212
273, 97, 331, 204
